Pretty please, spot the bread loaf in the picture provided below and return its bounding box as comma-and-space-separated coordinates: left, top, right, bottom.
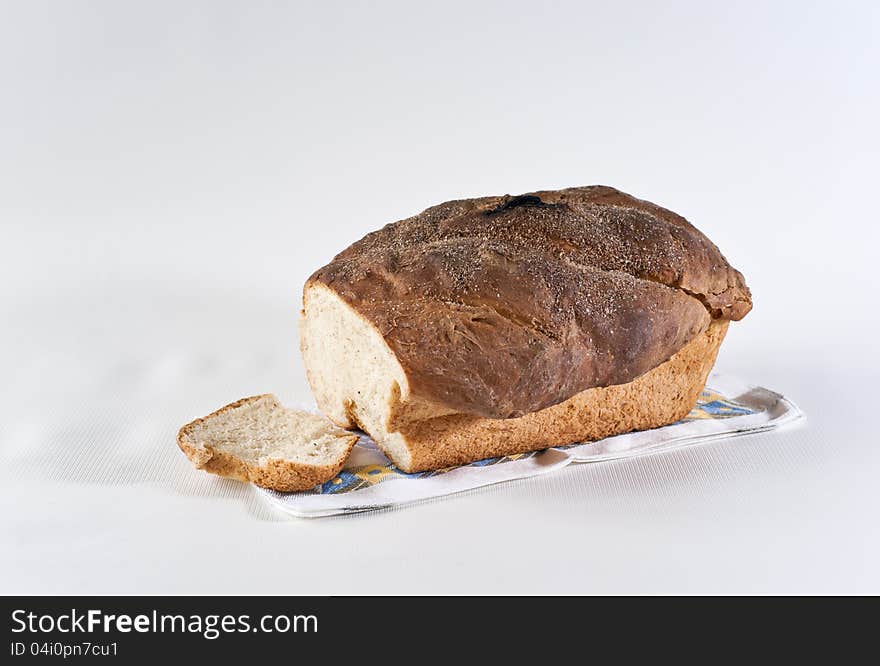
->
301, 186, 751, 472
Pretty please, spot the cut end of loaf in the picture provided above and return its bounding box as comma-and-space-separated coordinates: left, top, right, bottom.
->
300, 282, 417, 470
177, 394, 358, 492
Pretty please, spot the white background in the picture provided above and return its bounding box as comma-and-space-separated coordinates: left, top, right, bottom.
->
2, 1, 878, 593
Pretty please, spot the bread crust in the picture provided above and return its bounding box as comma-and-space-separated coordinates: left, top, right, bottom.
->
177, 395, 358, 492
388, 319, 728, 472
307, 185, 750, 419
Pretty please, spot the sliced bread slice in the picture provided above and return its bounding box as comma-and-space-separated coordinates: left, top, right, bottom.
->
177, 394, 358, 492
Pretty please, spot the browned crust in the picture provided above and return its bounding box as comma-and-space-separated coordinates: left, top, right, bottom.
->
176, 395, 358, 492
308, 185, 750, 419
384, 319, 728, 473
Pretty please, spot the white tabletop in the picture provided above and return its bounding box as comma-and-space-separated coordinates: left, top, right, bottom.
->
2, 2, 878, 594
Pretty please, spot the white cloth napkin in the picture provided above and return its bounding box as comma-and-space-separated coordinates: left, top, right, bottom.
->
258, 373, 803, 517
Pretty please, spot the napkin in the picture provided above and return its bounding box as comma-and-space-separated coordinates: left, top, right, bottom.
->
258, 373, 803, 517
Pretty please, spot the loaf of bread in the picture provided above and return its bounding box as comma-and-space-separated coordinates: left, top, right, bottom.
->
300, 186, 751, 473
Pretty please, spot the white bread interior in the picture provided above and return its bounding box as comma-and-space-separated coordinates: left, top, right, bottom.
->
177, 394, 357, 492
300, 282, 420, 470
